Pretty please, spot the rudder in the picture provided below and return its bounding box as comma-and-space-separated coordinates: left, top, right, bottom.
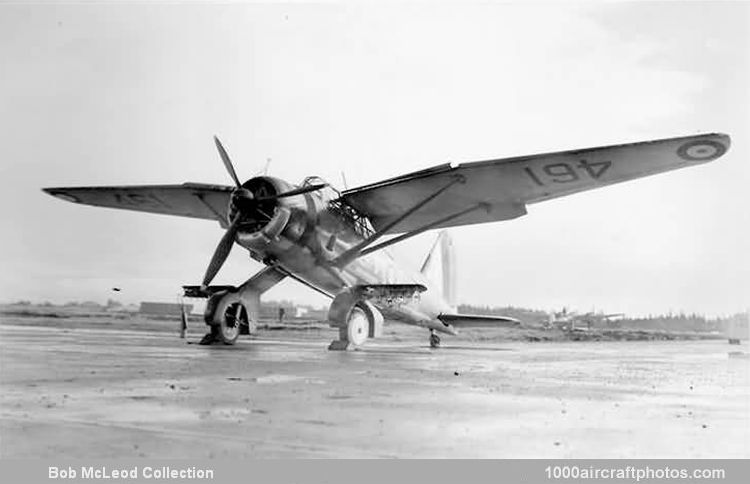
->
420, 230, 457, 310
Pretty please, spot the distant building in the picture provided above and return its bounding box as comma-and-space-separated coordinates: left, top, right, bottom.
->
139, 302, 192, 317
257, 301, 328, 321
259, 302, 296, 320
303, 307, 329, 321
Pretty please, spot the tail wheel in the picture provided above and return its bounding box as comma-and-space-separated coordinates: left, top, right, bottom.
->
219, 302, 247, 345
429, 331, 441, 348
346, 308, 369, 347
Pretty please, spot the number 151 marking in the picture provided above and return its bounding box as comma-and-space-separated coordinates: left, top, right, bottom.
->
523, 159, 611, 186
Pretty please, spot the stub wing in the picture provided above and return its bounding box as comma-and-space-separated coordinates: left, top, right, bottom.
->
42, 183, 233, 225
438, 313, 521, 328
353, 284, 427, 301
339, 133, 730, 233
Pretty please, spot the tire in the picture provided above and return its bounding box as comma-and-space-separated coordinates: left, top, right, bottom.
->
346, 308, 369, 347
217, 302, 247, 345
429, 332, 441, 348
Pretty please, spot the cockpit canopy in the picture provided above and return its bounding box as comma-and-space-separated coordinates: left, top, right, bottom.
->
301, 176, 340, 203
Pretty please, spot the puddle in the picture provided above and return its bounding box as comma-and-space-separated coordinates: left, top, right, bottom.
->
199, 407, 253, 421
252, 374, 324, 385
102, 403, 200, 423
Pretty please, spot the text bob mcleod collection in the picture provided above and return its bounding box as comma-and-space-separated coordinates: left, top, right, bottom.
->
49, 466, 215, 480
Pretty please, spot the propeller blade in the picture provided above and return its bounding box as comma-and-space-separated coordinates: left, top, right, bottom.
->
201, 215, 241, 288
256, 183, 327, 202
214, 136, 242, 188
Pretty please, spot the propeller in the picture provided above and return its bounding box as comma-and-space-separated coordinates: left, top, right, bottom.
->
255, 183, 327, 201
214, 136, 241, 188
201, 214, 242, 289
200, 137, 328, 290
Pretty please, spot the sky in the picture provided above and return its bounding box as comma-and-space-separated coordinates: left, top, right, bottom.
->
0, 1, 748, 317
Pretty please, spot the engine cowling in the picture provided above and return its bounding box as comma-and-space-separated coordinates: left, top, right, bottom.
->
232, 177, 304, 251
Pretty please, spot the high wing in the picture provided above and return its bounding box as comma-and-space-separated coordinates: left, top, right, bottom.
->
43, 183, 233, 225
339, 133, 730, 233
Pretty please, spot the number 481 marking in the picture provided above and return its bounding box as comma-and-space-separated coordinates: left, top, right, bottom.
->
523, 159, 611, 186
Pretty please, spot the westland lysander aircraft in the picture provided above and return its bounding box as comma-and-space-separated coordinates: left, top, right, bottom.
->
44, 133, 730, 349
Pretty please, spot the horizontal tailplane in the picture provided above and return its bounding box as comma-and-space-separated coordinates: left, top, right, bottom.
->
438, 313, 521, 328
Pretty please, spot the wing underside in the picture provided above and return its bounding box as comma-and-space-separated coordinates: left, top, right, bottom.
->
43, 183, 233, 225
340, 133, 730, 233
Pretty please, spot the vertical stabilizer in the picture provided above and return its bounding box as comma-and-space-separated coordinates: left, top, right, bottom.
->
420, 231, 457, 310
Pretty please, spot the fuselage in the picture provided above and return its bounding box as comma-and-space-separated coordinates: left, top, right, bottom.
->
233, 176, 455, 333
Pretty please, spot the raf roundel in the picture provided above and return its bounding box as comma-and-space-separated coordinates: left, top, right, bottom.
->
676, 139, 726, 162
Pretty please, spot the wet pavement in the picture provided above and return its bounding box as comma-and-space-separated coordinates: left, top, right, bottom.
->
1, 321, 748, 458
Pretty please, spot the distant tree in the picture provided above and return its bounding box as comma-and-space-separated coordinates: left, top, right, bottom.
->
106, 299, 123, 308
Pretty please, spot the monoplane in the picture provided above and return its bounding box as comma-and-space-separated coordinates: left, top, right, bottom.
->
44, 133, 730, 349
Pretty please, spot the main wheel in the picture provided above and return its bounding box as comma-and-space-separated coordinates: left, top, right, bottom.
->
218, 302, 247, 345
346, 308, 369, 347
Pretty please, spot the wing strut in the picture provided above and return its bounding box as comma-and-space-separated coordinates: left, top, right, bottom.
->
333, 176, 465, 267
358, 203, 487, 258
270, 263, 335, 299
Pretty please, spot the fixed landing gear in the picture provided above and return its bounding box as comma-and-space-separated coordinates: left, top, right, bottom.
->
327, 292, 383, 351
344, 308, 370, 347
216, 301, 247, 344
429, 330, 441, 348
200, 291, 250, 345
328, 308, 370, 351
328, 308, 370, 350
189, 266, 283, 346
